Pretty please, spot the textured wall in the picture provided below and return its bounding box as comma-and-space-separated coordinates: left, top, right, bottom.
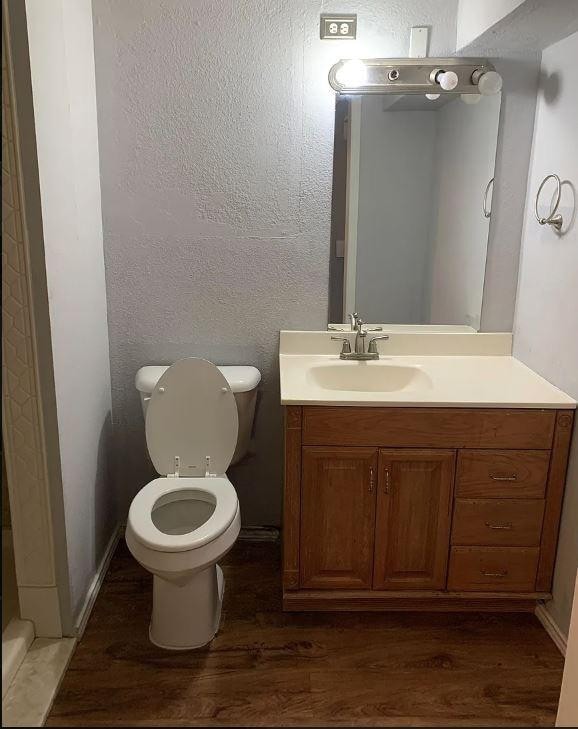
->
92, 0, 458, 525
513, 32, 578, 637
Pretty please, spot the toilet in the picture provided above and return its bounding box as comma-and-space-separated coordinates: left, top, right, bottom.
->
126, 357, 261, 650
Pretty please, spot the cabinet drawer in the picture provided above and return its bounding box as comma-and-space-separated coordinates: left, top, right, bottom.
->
447, 546, 539, 592
302, 408, 556, 449
456, 450, 550, 498
452, 499, 544, 546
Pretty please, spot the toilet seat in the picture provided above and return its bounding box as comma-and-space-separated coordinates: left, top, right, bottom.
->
145, 357, 239, 478
128, 477, 239, 553
129, 358, 241, 554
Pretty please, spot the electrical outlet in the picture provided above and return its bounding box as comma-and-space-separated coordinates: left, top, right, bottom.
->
320, 14, 357, 40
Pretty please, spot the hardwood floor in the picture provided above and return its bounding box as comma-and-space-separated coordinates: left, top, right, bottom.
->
47, 540, 564, 727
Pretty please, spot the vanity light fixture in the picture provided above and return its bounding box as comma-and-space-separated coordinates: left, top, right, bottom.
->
334, 59, 367, 89
430, 68, 459, 91
471, 69, 503, 95
328, 57, 502, 96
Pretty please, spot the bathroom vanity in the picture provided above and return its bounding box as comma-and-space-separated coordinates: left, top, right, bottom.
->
280, 332, 575, 612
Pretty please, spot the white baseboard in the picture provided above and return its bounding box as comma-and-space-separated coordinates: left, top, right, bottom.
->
75, 524, 123, 639
535, 603, 567, 656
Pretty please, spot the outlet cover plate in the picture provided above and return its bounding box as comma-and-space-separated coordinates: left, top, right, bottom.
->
320, 14, 357, 40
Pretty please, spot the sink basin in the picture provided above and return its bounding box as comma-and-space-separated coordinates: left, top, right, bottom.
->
308, 362, 433, 393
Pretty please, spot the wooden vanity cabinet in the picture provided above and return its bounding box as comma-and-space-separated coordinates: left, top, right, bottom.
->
283, 406, 575, 612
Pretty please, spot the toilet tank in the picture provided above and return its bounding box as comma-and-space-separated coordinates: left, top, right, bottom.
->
135, 363, 261, 466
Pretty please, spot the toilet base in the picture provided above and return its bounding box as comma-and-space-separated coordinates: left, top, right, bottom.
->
149, 564, 225, 650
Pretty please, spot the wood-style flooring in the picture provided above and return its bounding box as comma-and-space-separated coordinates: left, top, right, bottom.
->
47, 540, 564, 727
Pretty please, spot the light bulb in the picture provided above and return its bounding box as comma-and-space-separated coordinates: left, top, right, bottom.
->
425, 93, 440, 100
477, 70, 503, 95
438, 70, 458, 91
335, 59, 367, 89
461, 93, 481, 104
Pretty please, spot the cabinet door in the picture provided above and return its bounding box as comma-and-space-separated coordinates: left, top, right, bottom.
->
300, 447, 377, 589
373, 449, 455, 590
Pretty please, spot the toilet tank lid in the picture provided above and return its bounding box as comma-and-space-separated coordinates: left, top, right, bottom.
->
135, 364, 261, 395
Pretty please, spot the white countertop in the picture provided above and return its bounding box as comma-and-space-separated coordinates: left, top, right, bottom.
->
279, 332, 575, 409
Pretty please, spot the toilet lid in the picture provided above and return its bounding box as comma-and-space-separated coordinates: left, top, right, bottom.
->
145, 358, 239, 477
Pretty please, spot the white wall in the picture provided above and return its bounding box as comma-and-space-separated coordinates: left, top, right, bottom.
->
513, 31, 578, 637
355, 102, 436, 323
457, 0, 525, 48
429, 94, 501, 328
92, 0, 459, 526
457, 0, 578, 54
25, 0, 114, 622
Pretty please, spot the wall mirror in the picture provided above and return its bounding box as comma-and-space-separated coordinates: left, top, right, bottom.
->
328, 91, 501, 330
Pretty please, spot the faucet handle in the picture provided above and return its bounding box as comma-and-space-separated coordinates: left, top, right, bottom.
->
331, 336, 352, 354
368, 335, 390, 354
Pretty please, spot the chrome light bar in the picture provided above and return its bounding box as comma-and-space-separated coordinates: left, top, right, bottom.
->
328, 57, 501, 95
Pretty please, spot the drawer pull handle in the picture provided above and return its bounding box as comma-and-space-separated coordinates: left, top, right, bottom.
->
384, 466, 391, 494
490, 473, 518, 481
485, 521, 513, 530
481, 570, 508, 578
369, 467, 375, 493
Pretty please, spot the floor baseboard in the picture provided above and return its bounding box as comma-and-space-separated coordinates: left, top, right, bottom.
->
75, 524, 123, 639
238, 526, 280, 542
535, 603, 567, 656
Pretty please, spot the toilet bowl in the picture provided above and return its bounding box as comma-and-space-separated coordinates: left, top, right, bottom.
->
126, 357, 260, 650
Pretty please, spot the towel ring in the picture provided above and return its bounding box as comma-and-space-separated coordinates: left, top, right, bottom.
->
483, 177, 494, 219
535, 174, 563, 231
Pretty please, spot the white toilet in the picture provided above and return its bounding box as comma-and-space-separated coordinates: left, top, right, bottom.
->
126, 357, 261, 650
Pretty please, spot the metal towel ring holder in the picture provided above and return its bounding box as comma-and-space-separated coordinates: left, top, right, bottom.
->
483, 177, 494, 219
535, 173, 563, 231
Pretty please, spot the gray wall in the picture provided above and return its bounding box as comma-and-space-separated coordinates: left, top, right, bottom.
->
92, 0, 458, 525
513, 31, 578, 637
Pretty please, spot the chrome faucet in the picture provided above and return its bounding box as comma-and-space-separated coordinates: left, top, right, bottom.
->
354, 323, 367, 354
348, 312, 382, 333
328, 312, 384, 333
348, 312, 361, 331
332, 325, 389, 360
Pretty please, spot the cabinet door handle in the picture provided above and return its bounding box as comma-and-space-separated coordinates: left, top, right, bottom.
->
383, 466, 391, 494
485, 521, 513, 530
490, 473, 518, 481
481, 570, 508, 578
369, 467, 375, 493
